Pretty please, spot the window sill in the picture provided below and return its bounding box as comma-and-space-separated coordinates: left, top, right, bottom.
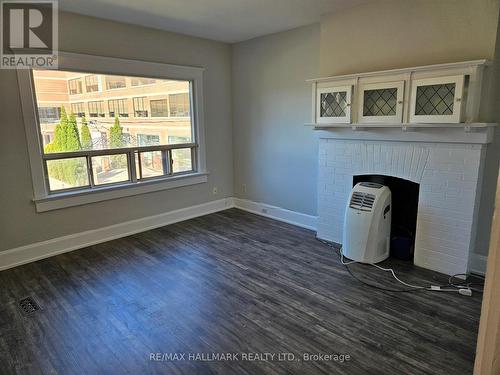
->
34, 172, 208, 212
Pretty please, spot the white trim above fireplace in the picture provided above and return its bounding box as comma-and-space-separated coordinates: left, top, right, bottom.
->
308, 60, 489, 127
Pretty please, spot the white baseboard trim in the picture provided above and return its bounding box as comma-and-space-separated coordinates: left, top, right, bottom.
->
0, 198, 235, 272
469, 253, 488, 275
233, 198, 317, 231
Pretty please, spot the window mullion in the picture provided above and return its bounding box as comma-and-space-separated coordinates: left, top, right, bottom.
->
167, 149, 173, 175
129, 150, 138, 182
87, 155, 95, 187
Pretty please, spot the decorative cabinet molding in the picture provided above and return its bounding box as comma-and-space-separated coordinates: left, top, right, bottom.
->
317, 85, 352, 124
409, 75, 465, 124
358, 80, 405, 124
307, 60, 489, 128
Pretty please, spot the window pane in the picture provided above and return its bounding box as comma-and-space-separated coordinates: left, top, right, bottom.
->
32, 69, 193, 153
139, 151, 164, 179
131, 77, 156, 86
150, 99, 168, 117
38, 107, 60, 123
320, 92, 347, 117
169, 93, 190, 117
137, 133, 160, 146
363, 88, 397, 116
46, 157, 89, 191
105, 76, 126, 90
91, 154, 129, 185
415, 83, 455, 115
171, 148, 192, 173
85, 75, 99, 92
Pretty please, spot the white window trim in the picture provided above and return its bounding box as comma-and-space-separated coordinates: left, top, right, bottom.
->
18, 51, 207, 212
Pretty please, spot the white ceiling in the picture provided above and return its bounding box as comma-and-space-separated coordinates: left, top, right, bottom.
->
58, 0, 368, 43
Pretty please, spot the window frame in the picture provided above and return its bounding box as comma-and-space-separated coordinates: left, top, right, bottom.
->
169, 92, 190, 117
71, 102, 86, 117
108, 98, 129, 117
133, 97, 148, 117
68, 78, 83, 95
85, 75, 99, 92
18, 51, 207, 212
150, 98, 169, 117
88, 100, 105, 117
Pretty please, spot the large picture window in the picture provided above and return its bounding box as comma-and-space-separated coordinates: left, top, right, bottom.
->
18, 52, 206, 212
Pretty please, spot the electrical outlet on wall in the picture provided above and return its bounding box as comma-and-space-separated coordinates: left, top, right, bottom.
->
212, 187, 218, 195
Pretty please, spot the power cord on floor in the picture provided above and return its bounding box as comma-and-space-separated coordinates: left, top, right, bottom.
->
317, 238, 484, 295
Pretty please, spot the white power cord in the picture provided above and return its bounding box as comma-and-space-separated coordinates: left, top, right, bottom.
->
339, 246, 473, 295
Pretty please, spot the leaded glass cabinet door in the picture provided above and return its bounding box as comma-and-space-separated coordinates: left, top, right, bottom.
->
358, 81, 405, 124
316, 85, 352, 124
409, 75, 465, 123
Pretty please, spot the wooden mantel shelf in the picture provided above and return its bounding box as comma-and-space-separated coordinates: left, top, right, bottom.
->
305, 122, 496, 133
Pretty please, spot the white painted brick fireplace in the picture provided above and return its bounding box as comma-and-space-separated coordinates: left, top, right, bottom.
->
316, 127, 494, 276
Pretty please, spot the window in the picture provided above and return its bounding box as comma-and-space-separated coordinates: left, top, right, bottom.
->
68, 78, 82, 95
38, 107, 60, 123
88, 100, 105, 117
71, 102, 86, 117
169, 93, 190, 117
133, 97, 148, 117
138, 134, 160, 146
168, 135, 191, 144
105, 76, 126, 90
108, 99, 129, 117
131, 77, 156, 86
85, 75, 99, 92
23, 55, 205, 212
150, 99, 169, 117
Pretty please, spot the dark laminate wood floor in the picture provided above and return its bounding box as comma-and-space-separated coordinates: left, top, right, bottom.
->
0, 209, 482, 375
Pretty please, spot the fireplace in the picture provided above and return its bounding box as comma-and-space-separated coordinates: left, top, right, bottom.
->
353, 175, 419, 262
316, 128, 491, 276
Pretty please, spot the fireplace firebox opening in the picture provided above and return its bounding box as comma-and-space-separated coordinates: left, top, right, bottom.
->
353, 175, 419, 263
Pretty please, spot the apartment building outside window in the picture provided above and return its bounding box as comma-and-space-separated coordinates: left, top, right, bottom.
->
88, 100, 105, 117
85, 75, 99, 92
108, 99, 129, 117
106, 76, 126, 90
169, 93, 190, 117
71, 102, 86, 117
150, 98, 169, 117
68, 78, 82, 95
133, 97, 148, 117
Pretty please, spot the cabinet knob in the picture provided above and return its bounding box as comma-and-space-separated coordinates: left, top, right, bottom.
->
456, 98, 462, 102
397, 100, 403, 104
346, 103, 351, 107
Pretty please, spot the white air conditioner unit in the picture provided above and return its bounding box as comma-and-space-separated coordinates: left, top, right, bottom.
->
342, 182, 392, 263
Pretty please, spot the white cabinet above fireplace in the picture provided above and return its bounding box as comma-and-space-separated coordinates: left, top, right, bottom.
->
307, 60, 489, 128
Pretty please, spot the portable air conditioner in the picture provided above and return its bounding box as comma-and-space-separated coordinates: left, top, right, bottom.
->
342, 182, 392, 263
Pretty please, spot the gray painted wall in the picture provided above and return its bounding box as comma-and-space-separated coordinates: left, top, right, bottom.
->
232, 24, 320, 216
0, 12, 233, 251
